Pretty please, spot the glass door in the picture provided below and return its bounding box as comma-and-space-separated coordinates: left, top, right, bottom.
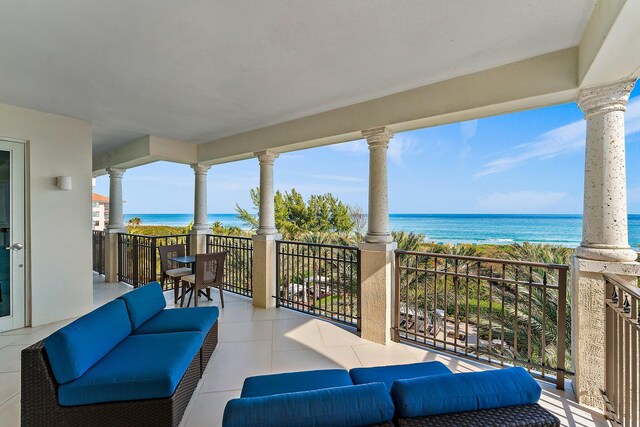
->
0, 139, 25, 332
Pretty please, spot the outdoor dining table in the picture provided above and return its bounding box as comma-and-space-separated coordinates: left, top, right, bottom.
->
169, 255, 211, 305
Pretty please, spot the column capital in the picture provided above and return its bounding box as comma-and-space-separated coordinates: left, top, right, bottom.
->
362, 127, 393, 148
106, 167, 125, 178
577, 78, 637, 118
190, 163, 212, 175
254, 150, 279, 165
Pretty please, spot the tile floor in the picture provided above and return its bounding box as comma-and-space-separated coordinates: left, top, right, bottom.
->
0, 274, 608, 427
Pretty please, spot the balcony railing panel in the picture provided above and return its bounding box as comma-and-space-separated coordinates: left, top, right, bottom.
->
206, 234, 253, 297
394, 250, 569, 389
92, 230, 105, 274
276, 240, 360, 329
117, 233, 190, 288
603, 273, 640, 427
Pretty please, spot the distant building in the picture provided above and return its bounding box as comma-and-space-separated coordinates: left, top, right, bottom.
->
92, 193, 109, 230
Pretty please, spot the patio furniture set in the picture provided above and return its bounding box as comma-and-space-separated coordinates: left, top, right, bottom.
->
20, 279, 560, 426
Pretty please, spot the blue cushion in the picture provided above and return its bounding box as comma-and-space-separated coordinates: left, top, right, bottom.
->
241, 369, 353, 398
350, 361, 452, 390
391, 367, 542, 418
119, 281, 167, 330
44, 299, 131, 384
133, 306, 219, 342
58, 332, 201, 406
223, 382, 394, 427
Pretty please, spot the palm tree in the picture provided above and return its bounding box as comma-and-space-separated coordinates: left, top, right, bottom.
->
128, 217, 142, 226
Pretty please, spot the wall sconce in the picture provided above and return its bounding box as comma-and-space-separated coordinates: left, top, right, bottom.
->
56, 176, 72, 191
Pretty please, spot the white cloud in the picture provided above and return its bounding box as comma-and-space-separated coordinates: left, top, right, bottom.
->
330, 140, 368, 155
479, 191, 569, 213
460, 119, 478, 141
474, 97, 640, 178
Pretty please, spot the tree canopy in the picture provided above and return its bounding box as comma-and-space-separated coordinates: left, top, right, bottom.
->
236, 188, 354, 238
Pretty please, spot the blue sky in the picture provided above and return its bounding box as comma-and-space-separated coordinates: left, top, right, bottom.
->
95, 87, 640, 215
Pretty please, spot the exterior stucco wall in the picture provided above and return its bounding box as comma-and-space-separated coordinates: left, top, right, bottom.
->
0, 102, 93, 326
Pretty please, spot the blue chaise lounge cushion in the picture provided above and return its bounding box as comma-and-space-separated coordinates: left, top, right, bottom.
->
58, 331, 201, 406
119, 281, 167, 329
133, 306, 219, 342
350, 361, 452, 390
223, 382, 394, 427
391, 367, 542, 418
44, 299, 132, 384
241, 369, 353, 398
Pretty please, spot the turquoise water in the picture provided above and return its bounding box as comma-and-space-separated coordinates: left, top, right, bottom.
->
124, 213, 640, 248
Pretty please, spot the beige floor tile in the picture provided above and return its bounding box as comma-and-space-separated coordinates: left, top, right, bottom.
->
271, 318, 323, 352
316, 320, 365, 347
0, 335, 25, 350
183, 390, 240, 427
251, 306, 307, 321
218, 320, 272, 343
0, 372, 19, 406
351, 341, 417, 367
0, 392, 20, 427
216, 303, 255, 324
0, 345, 28, 373
200, 340, 272, 392
271, 346, 362, 373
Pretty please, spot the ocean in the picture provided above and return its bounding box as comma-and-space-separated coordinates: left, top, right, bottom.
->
123, 213, 640, 248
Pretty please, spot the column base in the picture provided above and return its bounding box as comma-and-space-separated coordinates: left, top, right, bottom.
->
575, 244, 637, 262
189, 228, 209, 255
104, 228, 125, 283
364, 233, 393, 244
252, 234, 281, 309
358, 241, 397, 345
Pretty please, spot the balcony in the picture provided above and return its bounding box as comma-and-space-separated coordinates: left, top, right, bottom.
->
0, 273, 608, 426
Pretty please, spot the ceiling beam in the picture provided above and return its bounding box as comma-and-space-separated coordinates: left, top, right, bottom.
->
579, 0, 640, 87
196, 47, 578, 165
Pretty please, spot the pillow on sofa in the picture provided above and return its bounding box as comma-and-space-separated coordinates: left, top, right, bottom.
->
241, 369, 353, 398
391, 367, 541, 418
223, 383, 394, 427
44, 299, 132, 384
119, 281, 167, 329
350, 361, 452, 390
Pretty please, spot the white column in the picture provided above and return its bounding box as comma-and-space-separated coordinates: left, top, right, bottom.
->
189, 164, 212, 255
572, 78, 639, 409
255, 150, 278, 235
106, 167, 126, 230
105, 167, 125, 282
191, 164, 212, 231
363, 127, 393, 244
252, 150, 280, 308
359, 127, 396, 344
575, 78, 637, 262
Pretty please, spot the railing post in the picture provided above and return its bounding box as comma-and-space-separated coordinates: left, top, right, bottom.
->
132, 235, 139, 288
556, 267, 567, 390
151, 237, 157, 283
393, 251, 401, 342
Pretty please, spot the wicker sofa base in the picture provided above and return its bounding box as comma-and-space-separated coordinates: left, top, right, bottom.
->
21, 339, 202, 427
396, 404, 560, 427
201, 321, 218, 376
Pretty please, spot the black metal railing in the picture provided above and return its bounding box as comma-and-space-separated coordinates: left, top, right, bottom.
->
92, 230, 105, 274
206, 234, 253, 297
394, 250, 569, 389
275, 240, 361, 329
602, 273, 640, 426
117, 233, 190, 287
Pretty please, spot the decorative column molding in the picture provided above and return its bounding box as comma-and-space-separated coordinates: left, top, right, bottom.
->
106, 167, 126, 230
191, 163, 212, 231
362, 127, 394, 244
255, 150, 279, 235
575, 78, 638, 262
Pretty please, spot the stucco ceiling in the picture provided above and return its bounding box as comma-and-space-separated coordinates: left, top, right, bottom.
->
0, 1, 595, 154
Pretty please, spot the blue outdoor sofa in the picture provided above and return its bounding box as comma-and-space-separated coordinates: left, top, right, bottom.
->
21, 282, 219, 427
223, 361, 560, 427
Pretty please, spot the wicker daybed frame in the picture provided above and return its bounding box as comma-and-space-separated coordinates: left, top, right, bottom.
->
396, 403, 560, 427
21, 322, 218, 427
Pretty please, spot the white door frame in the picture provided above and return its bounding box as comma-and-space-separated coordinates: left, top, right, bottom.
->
0, 139, 26, 332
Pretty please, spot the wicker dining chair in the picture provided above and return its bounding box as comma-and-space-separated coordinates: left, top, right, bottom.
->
159, 244, 192, 304
180, 251, 227, 308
